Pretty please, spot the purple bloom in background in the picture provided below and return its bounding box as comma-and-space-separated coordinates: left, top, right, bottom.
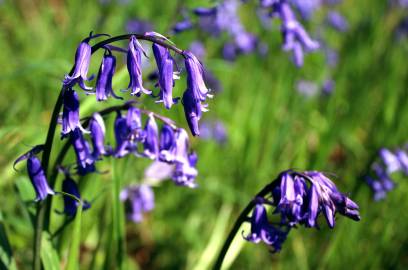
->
95, 50, 122, 101
126, 35, 151, 96
243, 203, 290, 252
291, 0, 322, 20
70, 128, 95, 175
152, 43, 178, 109
27, 156, 55, 201
126, 19, 154, 34
63, 36, 94, 90
322, 79, 335, 95
143, 114, 159, 159
189, 41, 206, 60
200, 120, 227, 144
172, 18, 194, 34
120, 184, 155, 223
325, 47, 339, 67
222, 42, 238, 61
379, 148, 401, 174
61, 89, 87, 137
326, 11, 349, 32
296, 80, 319, 97
275, 1, 319, 67
62, 176, 91, 216
396, 149, 408, 174
89, 113, 107, 159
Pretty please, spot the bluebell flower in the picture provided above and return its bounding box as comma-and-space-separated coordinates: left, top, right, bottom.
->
172, 151, 198, 188
126, 35, 151, 96
200, 120, 227, 144
379, 148, 401, 174
70, 128, 95, 175
89, 113, 107, 159
63, 34, 107, 90
159, 124, 176, 163
120, 184, 155, 223
291, 0, 321, 20
182, 90, 202, 137
152, 43, 178, 109
172, 19, 194, 33
365, 163, 396, 201
243, 203, 290, 252
143, 114, 159, 159
271, 170, 360, 228
144, 161, 174, 183
275, 1, 319, 67
396, 149, 408, 175
322, 79, 335, 95
222, 43, 238, 61
189, 41, 206, 60
326, 11, 349, 32
126, 106, 145, 143
114, 111, 132, 158
296, 79, 319, 97
126, 19, 153, 34
95, 50, 122, 101
61, 89, 87, 137
62, 176, 91, 216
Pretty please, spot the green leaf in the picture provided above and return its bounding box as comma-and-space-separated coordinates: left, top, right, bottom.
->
65, 205, 82, 270
0, 212, 17, 270
41, 232, 61, 270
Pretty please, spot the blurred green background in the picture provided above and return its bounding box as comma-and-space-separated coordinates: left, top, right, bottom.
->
1, 0, 408, 269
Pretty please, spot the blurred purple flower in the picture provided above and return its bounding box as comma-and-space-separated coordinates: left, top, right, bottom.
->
126, 19, 154, 34
296, 80, 319, 97
172, 19, 194, 34
379, 148, 401, 174
291, 0, 322, 20
326, 11, 349, 32
322, 79, 335, 95
120, 184, 155, 223
200, 120, 227, 144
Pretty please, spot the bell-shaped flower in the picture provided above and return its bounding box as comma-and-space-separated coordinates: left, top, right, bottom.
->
172, 152, 198, 188
126, 106, 145, 143
61, 89, 87, 137
15, 149, 54, 201
62, 176, 91, 216
95, 50, 122, 101
242, 203, 290, 252
89, 113, 107, 159
159, 124, 176, 163
182, 89, 203, 136
114, 111, 132, 158
143, 114, 159, 159
120, 184, 155, 223
70, 128, 95, 175
126, 35, 151, 96
152, 43, 178, 109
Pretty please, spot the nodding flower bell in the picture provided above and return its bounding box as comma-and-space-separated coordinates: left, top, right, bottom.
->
95, 50, 122, 101
89, 113, 107, 159
63, 33, 107, 90
120, 184, 155, 223
14, 148, 54, 202
61, 89, 87, 137
143, 114, 159, 160
159, 124, 176, 163
275, 1, 319, 67
126, 35, 151, 96
126, 106, 145, 142
243, 202, 290, 252
70, 128, 95, 175
152, 43, 178, 109
114, 111, 132, 158
62, 176, 91, 216
172, 151, 198, 188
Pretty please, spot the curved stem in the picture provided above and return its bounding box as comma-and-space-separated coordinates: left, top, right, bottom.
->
212, 181, 278, 270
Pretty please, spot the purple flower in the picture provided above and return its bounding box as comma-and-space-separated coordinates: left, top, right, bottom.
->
114, 111, 132, 158
222, 43, 238, 61
62, 176, 91, 216
322, 79, 335, 95
126, 106, 145, 142
152, 43, 178, 109
126, 35, 151, 96
200, 120, 227, 144
291, 0, 322, 20
379, 148, 401, 174
120, 184, 155, 223
276, 1, 319, 67
271, 170, 360, 228
172, 19, 194, 33
396, 149, 408, 175
172, 152, 198, 188
126, 19, 153, 34
89, 113, 107, 159
61, 89, 87, 137
296, 79, 319, 97
144, 161, 174, 182
159, 124, 176, 163
189, 41, 206, 60
143, 114, 159, 159
326, 11, 349, 32
243, 203, 290, 252
95, 50, 122, 101
182, 51, 212, 136
63, 36, 94, 90
70, 128, 95, 175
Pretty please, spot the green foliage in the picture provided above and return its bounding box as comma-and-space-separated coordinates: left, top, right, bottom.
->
0, 0, 407, 269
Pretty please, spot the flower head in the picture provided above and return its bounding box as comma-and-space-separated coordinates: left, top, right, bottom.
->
89, 113, 107, 159
95, 50, 122, 101
61, 89, 87, 136
120, 184, 155, 223
126, 35, 151, 96
62, 176, 91, 216
70, 128, 95, 175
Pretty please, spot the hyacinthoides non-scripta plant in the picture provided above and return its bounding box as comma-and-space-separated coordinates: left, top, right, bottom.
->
13, 31, 211, 270
213, 169, 360, 269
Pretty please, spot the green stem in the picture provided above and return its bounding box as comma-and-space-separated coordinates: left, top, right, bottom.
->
212, 182, 278, 270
